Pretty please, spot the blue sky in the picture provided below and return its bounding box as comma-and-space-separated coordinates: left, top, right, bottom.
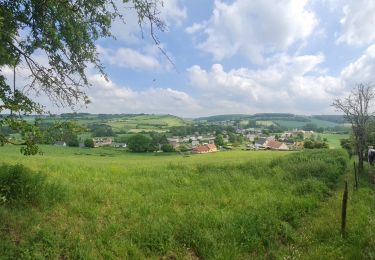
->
6, 0, 375, 117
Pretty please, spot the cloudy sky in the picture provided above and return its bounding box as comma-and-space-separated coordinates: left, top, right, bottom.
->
8, 0, 375, 117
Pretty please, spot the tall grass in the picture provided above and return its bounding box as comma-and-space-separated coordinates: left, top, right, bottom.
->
277, 159, 375, 259
0, 164, 65, 208
0, 147, 349, 258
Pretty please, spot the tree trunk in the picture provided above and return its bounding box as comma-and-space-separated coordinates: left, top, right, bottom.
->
355, 142, 363, 174
358, 149, 364, 174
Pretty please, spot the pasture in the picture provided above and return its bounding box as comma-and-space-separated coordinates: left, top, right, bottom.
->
0, 146, 374, 259
255, 120, 274, 127
40, 114, 191, 134
273, 118, 342, 129
102, 114, 189, 133
321, 133, 349, 149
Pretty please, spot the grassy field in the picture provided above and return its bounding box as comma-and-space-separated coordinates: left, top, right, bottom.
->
103, 115, 189, 133
256, 120, 275, 127
0, 146, 374, 258
40, 114, 191, 134
273, 118, 342, 129
321, 133, 349, 149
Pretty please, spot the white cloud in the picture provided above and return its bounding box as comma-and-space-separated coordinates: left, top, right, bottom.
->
110, 0, 186, 44
185, 23, 206, 34
3, 42, 375, 117
337, 0, 375, 46
186, 0, 317, 63
341, 44, 375, 85
161, 0, 187, 27
82, 74, 201, 116
98, 46, 161, 70
187, 53, 344, 115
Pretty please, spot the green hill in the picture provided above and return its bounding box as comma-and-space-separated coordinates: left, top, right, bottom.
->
39, 113, 191, 133
194, 113, 347, 130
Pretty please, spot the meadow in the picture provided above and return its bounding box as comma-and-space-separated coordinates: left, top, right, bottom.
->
38, 114, 190, 134
0, 146, 374, 259
273, 118, 341, 129
321, 133, 349, 149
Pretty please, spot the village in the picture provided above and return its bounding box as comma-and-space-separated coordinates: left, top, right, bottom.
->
54, 127, 317, 154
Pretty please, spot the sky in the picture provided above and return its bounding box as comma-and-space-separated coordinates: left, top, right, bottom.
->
5, 0, 375, 117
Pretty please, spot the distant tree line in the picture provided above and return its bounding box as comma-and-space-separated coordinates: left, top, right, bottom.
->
89, 124, 114, 137
36, 122, 83, 147
312, 115, 346, 124
126, 133, 171, 153
303, 134, 329, 149
169, 124, 235, 136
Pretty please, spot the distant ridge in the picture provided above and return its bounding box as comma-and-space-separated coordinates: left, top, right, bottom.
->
195, 114, 250, 122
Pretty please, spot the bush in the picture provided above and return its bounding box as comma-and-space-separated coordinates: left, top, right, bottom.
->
67, 137, 79, 147
304, 140, 328, 149
84, 138, 95, 148
127, 134, 151, 152
0, 164, 64, 207
161, 144, 175, 152
178, 144, 189, 152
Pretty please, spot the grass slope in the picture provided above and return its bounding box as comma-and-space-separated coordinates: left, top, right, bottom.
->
0, 146, 353, 259
321, 133, 349, 149
273, 118, 340, 129
41, 114, 191, 133
194, 113, 345, 129
276, 162, 375, 258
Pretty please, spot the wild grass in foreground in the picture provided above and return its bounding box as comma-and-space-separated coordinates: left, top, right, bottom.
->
277, 162, 375, 259
0, 148, 351, 259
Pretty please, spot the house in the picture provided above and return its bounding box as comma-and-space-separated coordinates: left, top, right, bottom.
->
192, 145, 210, 154
167, 137, 180, 143
191, 140, 200, 147
192, 144, 217, 154
265, 139, 289, 151
111, 142, 127, 148
168, 140, 180, 148
206, 144, 217, 152
167, 137, 180, 148
54, 141, 66, 147
201, 136, 216, 144
255, 138, 267, 149
93, 137, 113, 147
246, 134, 256, 142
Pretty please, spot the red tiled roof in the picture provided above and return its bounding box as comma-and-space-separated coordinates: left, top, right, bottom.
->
206, 144, 217, 150
193, 145, 210, 153
266, 139, 283, 149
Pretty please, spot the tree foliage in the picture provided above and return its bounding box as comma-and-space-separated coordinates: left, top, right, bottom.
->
38, 121, 83, 146
303, 140, 328, 149
340, 138, 354, 158
302, 123, 318, 131
84, 138, 95, 148
214, 134, 225, 146
161, 143, 174, 152
127, 134, 151, 152
0, 0, 165, 154
89, 124, 114, 137
332, 83, 374, 173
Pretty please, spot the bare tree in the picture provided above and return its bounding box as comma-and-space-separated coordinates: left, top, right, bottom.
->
332, 83, 374, 174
